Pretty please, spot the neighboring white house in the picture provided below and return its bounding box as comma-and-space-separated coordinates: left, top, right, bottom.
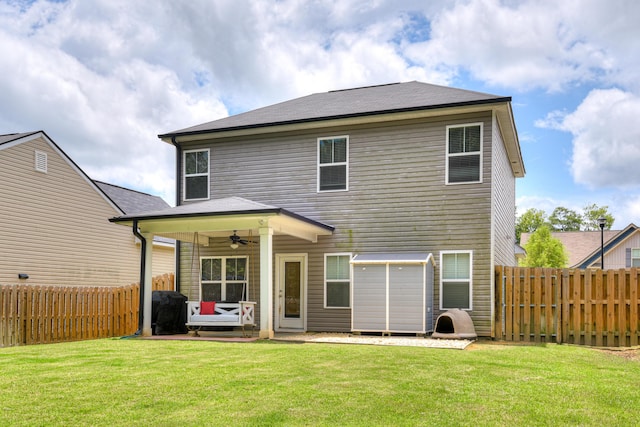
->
0, 131, 174, 287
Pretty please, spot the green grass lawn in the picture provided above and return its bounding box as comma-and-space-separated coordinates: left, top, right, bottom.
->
0, 338, 638, 426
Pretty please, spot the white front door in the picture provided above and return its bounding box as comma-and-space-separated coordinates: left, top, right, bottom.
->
275, 254, 307, 331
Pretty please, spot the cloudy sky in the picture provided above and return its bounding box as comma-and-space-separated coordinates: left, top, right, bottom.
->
1, 0, 639, 227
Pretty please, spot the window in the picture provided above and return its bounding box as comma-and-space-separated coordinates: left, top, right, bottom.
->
446, 124, 482, 184
35, 150, 47, 173
200, 256, 248, 302
440, 251, 472, 310
318, 136, 348, 191
632, 249, 640, 267
184, 149, 209, 200
325, 253, 351, 308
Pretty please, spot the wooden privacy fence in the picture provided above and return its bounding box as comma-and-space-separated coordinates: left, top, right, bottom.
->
0, 273, 174, 347
495, 266, 640, 347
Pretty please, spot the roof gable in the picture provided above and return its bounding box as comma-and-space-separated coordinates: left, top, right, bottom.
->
0, 131, 123, 214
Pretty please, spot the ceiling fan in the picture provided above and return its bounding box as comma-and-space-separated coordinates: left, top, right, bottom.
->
229, 231, 255, 247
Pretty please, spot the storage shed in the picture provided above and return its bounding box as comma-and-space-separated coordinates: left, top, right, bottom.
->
351, 253, 435, 335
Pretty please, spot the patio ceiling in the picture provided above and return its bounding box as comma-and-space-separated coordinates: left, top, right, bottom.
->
109, 196, 334, 242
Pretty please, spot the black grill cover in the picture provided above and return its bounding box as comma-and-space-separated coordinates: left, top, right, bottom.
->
152, 291, 188, 335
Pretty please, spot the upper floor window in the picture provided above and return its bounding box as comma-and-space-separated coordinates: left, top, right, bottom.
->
318, 136, 348, 192
632, 249, 640, 267
446, 124, 482, 184
184, 149, 209, 200
325, 253, 351, 308
440, 250, 473, 310
201, 256, 248, 302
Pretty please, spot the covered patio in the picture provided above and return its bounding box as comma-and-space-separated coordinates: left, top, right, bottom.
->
110, 196, 334, 338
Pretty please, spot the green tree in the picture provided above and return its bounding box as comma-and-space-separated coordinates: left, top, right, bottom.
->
582, 203, 615, 230
548, 206, 582, 231
516, 208, 547, 243
520, 226, 568, 268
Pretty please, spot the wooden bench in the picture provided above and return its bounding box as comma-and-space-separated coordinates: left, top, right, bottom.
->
186, 301, 256, 337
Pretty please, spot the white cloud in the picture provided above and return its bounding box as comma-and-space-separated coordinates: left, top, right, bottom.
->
405, 0, 633, 93
1, 0, 640, 208
0, 1, 228, 204
537, 88, 640, 189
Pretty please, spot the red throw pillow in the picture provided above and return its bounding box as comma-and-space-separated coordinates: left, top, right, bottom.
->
200, 301, 215, 315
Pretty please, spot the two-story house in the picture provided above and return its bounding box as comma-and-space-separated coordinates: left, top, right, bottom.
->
111, 81, 525, 338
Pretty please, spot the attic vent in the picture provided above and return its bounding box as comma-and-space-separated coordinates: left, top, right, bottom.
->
35, 150, 47, 173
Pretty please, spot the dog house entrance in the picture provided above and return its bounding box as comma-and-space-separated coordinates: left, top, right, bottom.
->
432, 309, 477, 340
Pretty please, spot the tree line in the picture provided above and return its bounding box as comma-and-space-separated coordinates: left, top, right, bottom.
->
516, 203, 614, 268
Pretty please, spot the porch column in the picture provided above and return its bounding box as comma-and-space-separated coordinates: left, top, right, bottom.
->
142, 232, 154, 337
259, 227, 274, 339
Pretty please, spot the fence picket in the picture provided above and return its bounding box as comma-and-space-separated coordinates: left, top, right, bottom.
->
584, 271, 593, 346
533, 268, 542, 343
631, 268, 639, 347
543, 269, 554, 343
505, 266, 513, 341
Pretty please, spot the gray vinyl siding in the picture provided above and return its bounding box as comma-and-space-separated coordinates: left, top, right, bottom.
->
492, 113, 518, 267
177, 111, 501, 335
0, 137, 142, 287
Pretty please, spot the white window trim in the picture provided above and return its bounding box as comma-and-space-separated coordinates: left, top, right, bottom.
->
199, 255, 249, 301
445, 123, 483, 185
632, 248, 640, 267
183, 148, 210, 201
317, 135, 349, 192
34, 150, 47, 173
324, 252, 352, 309
439, 250, 473, 310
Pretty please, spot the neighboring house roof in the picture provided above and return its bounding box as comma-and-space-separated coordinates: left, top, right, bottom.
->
0, 131, 41, 145
520, 226, 637, 268
160, 81, 524, 177
576, 224, 639, 269
94, 181, 170, 215
95, 181, 175, 246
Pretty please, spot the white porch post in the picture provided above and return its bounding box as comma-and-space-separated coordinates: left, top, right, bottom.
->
259, 227, 274, 339
142, 233, 154, 337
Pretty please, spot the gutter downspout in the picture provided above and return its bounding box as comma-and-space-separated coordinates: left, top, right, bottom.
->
171, 136, 181, 292
132, 219, 146, 335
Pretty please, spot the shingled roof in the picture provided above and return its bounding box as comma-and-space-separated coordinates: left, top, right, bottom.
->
0, 131, 41, 145
94, 181, 170, 215
160, 81, 511, 138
